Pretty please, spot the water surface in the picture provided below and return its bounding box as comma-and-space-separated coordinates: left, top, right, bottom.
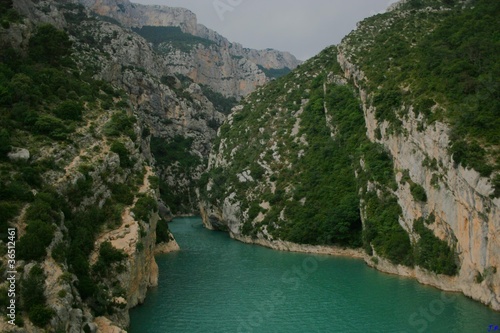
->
130, 217, 500, 333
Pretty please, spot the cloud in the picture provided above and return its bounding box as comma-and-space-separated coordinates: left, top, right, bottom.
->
132, 0, 398, 60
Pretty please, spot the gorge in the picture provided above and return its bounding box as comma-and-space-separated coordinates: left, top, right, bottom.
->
0, 0, 498, 332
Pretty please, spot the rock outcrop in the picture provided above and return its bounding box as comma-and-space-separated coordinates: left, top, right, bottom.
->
78, 0, 302, 98
79, 0, 200, 34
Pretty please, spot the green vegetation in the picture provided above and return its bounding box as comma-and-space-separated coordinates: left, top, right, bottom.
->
276, 78, 365, 246
363, 191, 413, 266
110, 183, 134, 205
53, 100, 84, 121
98, 241, 127, 264
0, 22, 121, 144
21, 265, 55, 327
132, 26, 215, 53
414, 218, 458, 275
103, 111, 136, 140
156, 220, 172, 244
410, 183, 428, 203
93, 241, 127, 277
0, 18, 153, 322
29, 24, 73, 67
200, 84, 238, 115
150, 135, 199, 169
150, 135, 201, 214
344, 0, 500, 187
257, 65, 292, 79
0, 0, 22, 28
110, 141, 134, 168
203, 47, 407, 253
17, 191, 61, 261
132, 195, 158, 223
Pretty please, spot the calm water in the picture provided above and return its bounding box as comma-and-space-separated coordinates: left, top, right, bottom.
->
130, 217, 500, 333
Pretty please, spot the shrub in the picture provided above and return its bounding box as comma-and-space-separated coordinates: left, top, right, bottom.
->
103, 112, 136, 139
0, 180, 34, 202
363, 191, 413, 266
148, 175, 159, 189
156, 220, 171, 244
29, 24, 73, 67
0, 129, 11, 157
110, 141, 133, 168
150, 135, 199, 169
21, 265, 46, 313
132, 26, 215, 53
132, 195, 157, 223
257, 65, 292, 79
17, 221, 55, 261
410, 183, 427, 202
450, 140, 493, 177
53, 100, 83, 121
29, 305, 55, 327
110, 183, 134, 205
51, 241, 68, 263
0, 0, 21, 24
414, 218, 458, 275
34, 115, 69, 139
98, 241, 127, 264
492, 174, 500, 198
93, 242, 127, 279
199, 84, 238, 115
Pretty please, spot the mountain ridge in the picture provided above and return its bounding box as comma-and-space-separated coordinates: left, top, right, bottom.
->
78, 0, 302, 97
200, 0, 500, 311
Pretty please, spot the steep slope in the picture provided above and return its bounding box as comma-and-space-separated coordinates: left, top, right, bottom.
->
71, 0, 301, 214
0, 0, 301, 329
78, 0, 302, 98
0, 1, 188, 332
200, 0, 500, 311
35, 0, 226, 215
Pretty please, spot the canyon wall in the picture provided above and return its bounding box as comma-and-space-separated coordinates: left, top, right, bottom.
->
200, 0, 500, 311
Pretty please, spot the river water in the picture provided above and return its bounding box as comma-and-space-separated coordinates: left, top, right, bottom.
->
129, 217, 500, 333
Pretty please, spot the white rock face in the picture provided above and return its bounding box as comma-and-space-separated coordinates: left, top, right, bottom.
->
79, 0, 199, 33
8, 147, 30, 161
337, 46, 500, 311
78, 0, 301, 98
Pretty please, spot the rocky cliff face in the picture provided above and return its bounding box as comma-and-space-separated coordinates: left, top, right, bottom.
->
336, 50, 500, 310
78, 0, 302, 98
336, 26, 500, 314
79, 0, 199, 33
200, 0, 500, 311
72, 0, 301, 212
0, 0, 183, 332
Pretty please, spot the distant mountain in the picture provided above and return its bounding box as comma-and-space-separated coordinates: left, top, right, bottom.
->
78, 0, 302, 98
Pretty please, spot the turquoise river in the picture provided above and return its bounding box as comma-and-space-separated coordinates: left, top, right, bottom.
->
129, 217, 500, 333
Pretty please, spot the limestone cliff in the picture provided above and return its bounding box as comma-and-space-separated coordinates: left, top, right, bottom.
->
78, 0, 302, 98
336, 1, 500, 309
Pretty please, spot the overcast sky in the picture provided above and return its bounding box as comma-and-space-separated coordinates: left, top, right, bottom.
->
132, 0, 398, 60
